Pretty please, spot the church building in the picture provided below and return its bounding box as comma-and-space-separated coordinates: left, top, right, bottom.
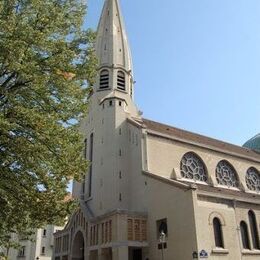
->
53, 0, 260, 259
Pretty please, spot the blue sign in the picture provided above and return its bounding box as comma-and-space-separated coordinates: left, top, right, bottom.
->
199, 250, 208, 258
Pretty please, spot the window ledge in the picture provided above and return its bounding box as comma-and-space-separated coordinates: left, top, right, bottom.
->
245, 190, 260, 195
242, 249, 260, 255
115, 88, 127, 94
215, 185, 240, 191
180, 178, 209, 186
97, 88, 112, 92
212, 248, 229, 254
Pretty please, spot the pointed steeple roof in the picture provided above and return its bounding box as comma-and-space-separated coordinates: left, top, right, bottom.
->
95, 0, 133, 72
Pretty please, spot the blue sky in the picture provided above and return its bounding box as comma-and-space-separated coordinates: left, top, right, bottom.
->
85, 0, 260, 146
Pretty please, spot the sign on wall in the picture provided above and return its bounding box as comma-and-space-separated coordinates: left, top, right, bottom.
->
199, 250, 208, 258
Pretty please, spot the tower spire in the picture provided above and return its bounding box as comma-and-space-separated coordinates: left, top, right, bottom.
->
94, 0, 134, 97
96, 0, 133, 71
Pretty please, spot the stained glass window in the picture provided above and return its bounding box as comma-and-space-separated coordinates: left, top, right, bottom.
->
246, 167, 260, 192
215, 160, 238, 188
180, 152, 207, 182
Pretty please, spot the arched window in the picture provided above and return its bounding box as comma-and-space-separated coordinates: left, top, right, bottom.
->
240, 221, 250, 249
157, 219, 168, 238
180, 152, 208, 182
215, 160, 239, 188
248, 210, 260, 249
213, 218, 224, 248
117, 71, 126, 90
100, 69, 109, 89
246, 167, 260, 192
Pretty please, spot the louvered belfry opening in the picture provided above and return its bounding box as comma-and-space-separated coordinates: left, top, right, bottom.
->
117, 70, 126, 90
100, 69, 109, 89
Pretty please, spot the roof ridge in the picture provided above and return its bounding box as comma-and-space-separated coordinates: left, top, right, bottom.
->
143, 118, 243, 148
142, 118, 260, 161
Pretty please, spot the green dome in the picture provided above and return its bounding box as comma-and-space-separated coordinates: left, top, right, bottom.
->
243, 134, 260, 153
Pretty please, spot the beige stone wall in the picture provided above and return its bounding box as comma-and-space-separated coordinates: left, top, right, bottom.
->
143, 178, 198, 260
73, 84, 140, 215
144, 132, 260, 260
146, 133, 260, 190
195, 196, 260, 259
196, 196, 240, 259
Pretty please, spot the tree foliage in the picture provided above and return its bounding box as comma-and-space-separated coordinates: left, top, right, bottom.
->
0, 0, 96, 248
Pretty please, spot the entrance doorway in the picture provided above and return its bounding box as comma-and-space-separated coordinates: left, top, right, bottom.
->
89, 250, 98, 260
72, 231, 85, 260
129, 248, 142, 260
101, 248, 112, 260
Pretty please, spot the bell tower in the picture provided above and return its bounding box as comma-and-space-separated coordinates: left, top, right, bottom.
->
73, 0, 140, 216
59, 2, 148, 259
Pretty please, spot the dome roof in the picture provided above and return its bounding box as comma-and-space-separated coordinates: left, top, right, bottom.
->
243, 134, 260, 153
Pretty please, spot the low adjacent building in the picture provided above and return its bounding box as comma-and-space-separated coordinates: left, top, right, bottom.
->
5, 225, 63, 260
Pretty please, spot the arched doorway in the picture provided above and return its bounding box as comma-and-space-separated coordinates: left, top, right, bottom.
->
72, 231, 85, 260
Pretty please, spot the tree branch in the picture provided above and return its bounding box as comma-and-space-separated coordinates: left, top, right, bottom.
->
0, 72, 16, 89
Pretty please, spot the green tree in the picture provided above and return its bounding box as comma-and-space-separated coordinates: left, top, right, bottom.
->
0, 0, 96, 250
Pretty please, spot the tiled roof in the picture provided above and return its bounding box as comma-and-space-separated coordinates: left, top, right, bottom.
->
141, 118, 260, 161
